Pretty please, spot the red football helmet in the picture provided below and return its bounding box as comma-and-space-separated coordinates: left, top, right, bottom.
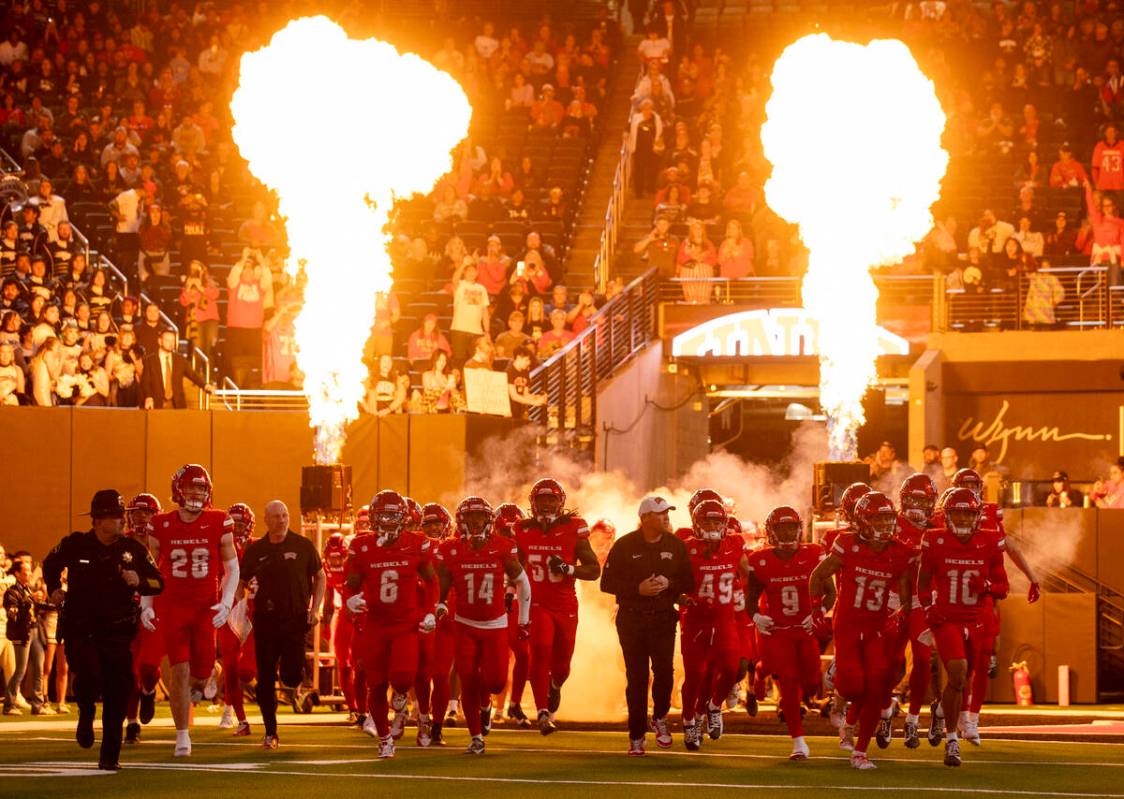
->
323, 531, 348, 564
171, 464, 212, 512
421, 503, 453, 540
853, 491, 898, 543
403, 497, 423, 531
456, 496, 494, 542
354, 506, 371, 534
369, 490, 407, 544
590, 518, 616, 538
492, 503, 525, 539
764, 505, 802, 550
940, 486, 981, 541
227, 503, 255, 545
839, 482, 872, 524
725, 516, 743, 537
951, 468, 983, 499
530, 478, 566, 522
691, 498, 727, 542
688, 488, 724, 514
899, 473, 937, 526
126, 493, 161, 533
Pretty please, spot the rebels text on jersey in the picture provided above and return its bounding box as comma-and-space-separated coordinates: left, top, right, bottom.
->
514, 515, 590, 613
920, 528, 1008, 624
437, 535, 517, 625
346, 531, 433, 627
831, 532, 916, 632
684, 535, 745, 625
147, 509, 233, 606
748, 543, 825, 629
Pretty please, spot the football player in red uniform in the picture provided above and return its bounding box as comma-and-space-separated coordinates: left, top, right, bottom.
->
343, 490, 437, 759
728, 516, 762, 717
810, 491, 916, 770
123, 493, 163, 744
493, 502, 533, 727
747, 506, 830, 760
679, 499, 748, 751
322, 530, 358, 723
143, 464, 239, 757
435, 497, 531, 755
822, 482, 872, 551
513, 478, 601, 735
917, 487, 1009, 767
216, 503, 257, 736
419, 503, 456, 745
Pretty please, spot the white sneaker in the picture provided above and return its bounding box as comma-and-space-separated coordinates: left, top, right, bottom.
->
960, 717, 981, 746
726, 684, 740, 710
377, 735, 395, 759
653, 716, 672, 749
14, 696, 31, 710
203, 665, 221, 701
55, 703, 70, 714
790, 738, 811, 760
174, 734, 192, 757
362, 715, 378, 738
839, 724, 855, 751
389, 692, 408, 740
218, 706, 235, 729
851, 751, 876, 770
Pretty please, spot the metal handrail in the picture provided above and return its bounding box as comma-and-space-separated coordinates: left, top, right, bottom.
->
593, 134, 632, 294
211, 388, 307, 411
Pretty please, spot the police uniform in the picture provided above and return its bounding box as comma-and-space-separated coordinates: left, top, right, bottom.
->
43, 490, 163, 771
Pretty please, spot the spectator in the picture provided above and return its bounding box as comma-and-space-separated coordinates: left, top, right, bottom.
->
100, 127, 139, 168
629, 100, 663, 197
237, 201, 282, 252
477, 235, 511, 295
1044, 211, 1078, 257
493, 281, 530, 330
537, 309, 575, 358
104, 329, 143, 408
495, 311, 531, 359
569, 291, 599, 334
969, 446, 1009, 481
507, 346, 547, 420
637, 25, 671, 67
922, 444, 942, 483
31, 179, 68, 244
179, 261, 221, 358
1092, 124, 1124, 192
134, 302, 166, 358
717, 219, 754, 279
530, 84, 565, 131
938, 447, 959, 492
370, 290, 400, 360
653, 184, 687, 225
1023, 257, 1066, 326
417, 350, 464, 414
1049, 143, 1089, 188
519, 231, 558, 284
65, 351, 110, 407
262, 283, 299, 389
1091, 458, 1124, 508
140, 329, 211, 410
407, 314, 452, 365
3, 559, 35, 715
967, 210, 1015, 254
547, 285, 573, 318
463, 336, 495, 371
676, 219, 717, 304
633, 217, 679, 278
362, 355, 407, 416
450, 262, 491, 364
1084, 180, 1124, 268
137, 203, 172, 283
109, 185, 143, 282
225, 248, 274, 388
0, 342, 24, 406
722, 172, 758, 224
512, 250, 553, 296
868, 441, 911, 494
1045, 471, 1084, 508
509, 72, 535, 110
1013, 216, 1044, 257
433, 185, 468, 224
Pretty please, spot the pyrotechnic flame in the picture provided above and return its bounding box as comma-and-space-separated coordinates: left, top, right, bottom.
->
231, 16, 471, 463
761, 33, 946, 459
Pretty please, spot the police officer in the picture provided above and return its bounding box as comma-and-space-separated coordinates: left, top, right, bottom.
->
600, 496, 693, 756
43, 489, 163, 771
239, 500, 325, 750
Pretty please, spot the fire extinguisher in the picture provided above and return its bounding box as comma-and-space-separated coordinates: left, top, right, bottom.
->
1010, 659, 1033, 706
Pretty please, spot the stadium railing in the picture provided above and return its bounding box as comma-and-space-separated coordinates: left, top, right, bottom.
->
941, 265, 1115, 331
593, 134, 632, 294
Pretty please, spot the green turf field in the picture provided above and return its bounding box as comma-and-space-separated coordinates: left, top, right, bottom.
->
2, 711, 1123, 799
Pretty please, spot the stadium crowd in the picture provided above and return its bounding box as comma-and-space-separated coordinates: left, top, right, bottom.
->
0, 1, 623, 410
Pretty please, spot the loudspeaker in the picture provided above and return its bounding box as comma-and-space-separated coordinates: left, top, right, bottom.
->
812, 461, 870, 515
300, 465, 352, 514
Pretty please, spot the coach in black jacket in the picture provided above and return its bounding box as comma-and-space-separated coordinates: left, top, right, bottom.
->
139, 328, 212, 409
600, 496, 693, 754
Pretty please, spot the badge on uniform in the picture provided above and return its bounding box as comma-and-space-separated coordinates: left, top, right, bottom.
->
284, 552, 297, 560
121, 551, 133, 563
660, 552, 673, 560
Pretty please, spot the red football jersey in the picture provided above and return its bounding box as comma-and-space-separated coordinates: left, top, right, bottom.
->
822, 523, 852, 552
920, 527, 1007, 624
683, 534, 744, 625
831, 532, 916, 632
514, 516, 590, 613
346, 531, 433, 627
748, 543, 825, 629
437, 535, 517, 624
147, 509, 232, 606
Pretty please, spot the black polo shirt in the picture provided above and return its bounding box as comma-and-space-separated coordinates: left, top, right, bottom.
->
600, 528, 694, 614
241, 530, 321, 625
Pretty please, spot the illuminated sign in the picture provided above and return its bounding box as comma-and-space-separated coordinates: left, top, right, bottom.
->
671, 308, 909, 359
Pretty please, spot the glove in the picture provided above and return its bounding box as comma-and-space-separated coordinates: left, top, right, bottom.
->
887, 608, 907, 638
800, 613, 815, 634
752, 612, 774, 635
140, 606, 157, 632
518, 623, 531, 641
435, 602, 449, 621
547, 555, 574, 577
246, 577, 260, 599
1027, 582, 1041, 604
810, 609, 831, 639
967, 575, 991, 595
924, 604, 946, 628
504, 591, 515, 614
418, 613, 436, 634
210, 602, 230, 629
346, 592, 368, 614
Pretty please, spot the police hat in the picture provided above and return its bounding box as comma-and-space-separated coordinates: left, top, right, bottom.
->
85, 489, 126, 519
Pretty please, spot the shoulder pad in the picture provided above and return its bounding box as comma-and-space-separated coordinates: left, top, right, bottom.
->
572, 517, 590, 538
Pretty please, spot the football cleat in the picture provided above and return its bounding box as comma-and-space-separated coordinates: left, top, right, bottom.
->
430, 720, 446, 746
465, 735, 486, 755
653, 716, 673, 749
353, 712, 367, 728
927, 701, 943, 747
745, 692, 758, 717
261, 734, 279, 751
628, 737, 646, 757
839, 724, 855, 751
218, 706, 235, 729
538, 709, 557, 736
445, 707, 458, 727
790, 738, 810, 760
683, 718, 701, 751
850, 752, 876, 770
480, 705, 493, 737
706, 703, 723, 741
547, 683, 562, 715
944, 738, 962, 767
390, 692, 408, 740
727, 684, 740, 710
903, 720, 920, 749
234, 721, 251, 737
346, 711, 358, 725
362, 715, 378, 738
507, 703, 532, 728
960, 717, 981, 746
203, 667, 220, 701
124, 722, 140, 744
174, 737, 191, 757
378, 735, 395, 759
417, 715, 432, 747
876, 716, 892, 749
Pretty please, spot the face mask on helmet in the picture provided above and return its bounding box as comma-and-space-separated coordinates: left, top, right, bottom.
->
374, 511, 403, 546
695, 516, 725, 541
181, 484, 208, 512
960, 479, 982, 500
533, 493, 561, 523
128, 510, 154, 532
947, 508, 979, 540
861, 512, 897, 542
463, 511, 492, 542
232, 521, 251, 543
422, 520, 447, 540
901, 495, 934, 526
770, 521, 801, 550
